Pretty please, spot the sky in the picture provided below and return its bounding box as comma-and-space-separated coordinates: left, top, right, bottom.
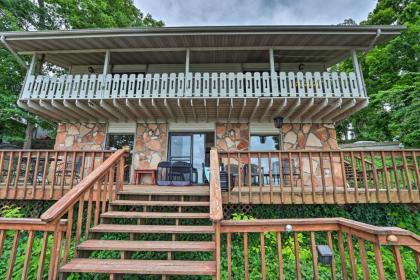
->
135, 0, 377, 26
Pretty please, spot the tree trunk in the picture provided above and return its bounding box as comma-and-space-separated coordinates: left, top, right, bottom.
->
23, 123, 34, 149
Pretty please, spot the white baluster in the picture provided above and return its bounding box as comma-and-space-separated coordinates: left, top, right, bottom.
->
220, 73, 228, 97
33, 76, 43, 99
63, 75, 73, 99
103, 74, 113, 99
288, 72, 296, 97
194, 72, 202, 97
79, 75, 89, 99
340, 72, 350, 97
22, 75, 35, 99
177, 73, 185, 97
95, 74, 104, 99
136, 74, 144, 97
127, 74, 136, 98
348, 72, 359, 97
296, 72, 305, 96
39, 76, 50, 99
262, 72, 270, 96
202, 73, 210, 97
245, 72, 253, 95
87, 74, 97, 99
323, 72, 332, 97
228, 72, 236, 97
279, 72, 287, 97
331, 72, 341, 97
271, 72, 279, 97
152, 73, 160, 98
120, 74, 128, 98
236, 72, 244, 97
305, 72, 314, 97
211, 73, 218, 97
313, 72, 322, 97
168, 73, 176, 97
161, 73, 168, 98
111, 74, 120, 98
254, 72, 261, 97
144, 74, 152, 97
72, 75, 81, 99
47, 76, 57, 99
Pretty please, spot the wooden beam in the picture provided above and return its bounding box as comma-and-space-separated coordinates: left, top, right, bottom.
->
39, 100, 74, 121
113, 99, 135, 120
76, 100, 110, 121
190, 99, 197, 121
303, 99, 328, 121
164, 99, 176, 121
314, 99, 342, 122
293, 98, 314, 121
272, 99, 287, 117
176, 99, 186, 122
139, 99, 154, 120
51, 100, 88, 122
284, 98, 301, 119
260, 98, 274, 121
249, 99, 260, 120
203, 99, 208, 122
351, 50, 365, 97
63, 100, 97, 121
333, 99, 368, 122
238, 98, 247, 121
185, 49, 190, 75
322, 99, 356, 121
227, 98, 234, 122
269, 48, 275, 74
21, 100, 59, 121
125, 99, 143, 120
100, 100, 125, 121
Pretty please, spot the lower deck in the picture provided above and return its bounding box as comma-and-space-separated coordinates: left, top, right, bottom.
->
1, 183, 417, 205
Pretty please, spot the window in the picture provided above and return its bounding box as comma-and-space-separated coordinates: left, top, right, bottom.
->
250, 135, 280, 151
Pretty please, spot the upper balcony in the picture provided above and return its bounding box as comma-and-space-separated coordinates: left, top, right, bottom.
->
2, 25, 403, 122
18, 70, 367, 123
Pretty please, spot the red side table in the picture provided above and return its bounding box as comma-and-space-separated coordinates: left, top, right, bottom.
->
134, 169, 157, 184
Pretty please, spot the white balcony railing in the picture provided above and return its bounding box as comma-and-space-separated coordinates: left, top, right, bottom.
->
21, 71, 365, 100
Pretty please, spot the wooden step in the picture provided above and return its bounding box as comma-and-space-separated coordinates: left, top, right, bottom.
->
110, 200, 210, 207
119, 185, 210, 196
101, 211, 210, 219
60, 259, 216, 275
77, 240, 215, 252
90, 224, 214, 234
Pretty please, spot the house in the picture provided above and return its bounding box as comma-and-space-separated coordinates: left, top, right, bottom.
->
0, 26, 418, 279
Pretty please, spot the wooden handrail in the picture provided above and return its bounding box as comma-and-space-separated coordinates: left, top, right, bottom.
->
209, 147, 223, 222
0, 218, 67, 231
41, 148, 127, 223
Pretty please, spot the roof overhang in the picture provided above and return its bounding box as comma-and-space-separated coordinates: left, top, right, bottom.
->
1, 25, 404, 67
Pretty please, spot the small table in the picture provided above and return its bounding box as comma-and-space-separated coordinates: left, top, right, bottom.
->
134, 169, 157, 184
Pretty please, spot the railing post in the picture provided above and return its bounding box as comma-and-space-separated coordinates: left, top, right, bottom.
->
214, 221, 221, 280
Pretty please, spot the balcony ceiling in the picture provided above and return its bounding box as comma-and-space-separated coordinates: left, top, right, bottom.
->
2, 25, 403, 67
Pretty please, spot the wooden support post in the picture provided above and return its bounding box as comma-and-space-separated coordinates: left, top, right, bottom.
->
185, 48, 190, 76
351, 49, 365, 97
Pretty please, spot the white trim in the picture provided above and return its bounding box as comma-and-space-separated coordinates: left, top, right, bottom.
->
169, 122, 215, 132
249, 122, 278, 134
107, 122, 136, 133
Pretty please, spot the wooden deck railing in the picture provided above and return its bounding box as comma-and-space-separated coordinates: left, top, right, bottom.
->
0, 148, 127, 279
219, 217, 420, 280
210, 147, 224, 280
218, 149, 420, 204
0, 218, 67, 280
0, 150, 114, 200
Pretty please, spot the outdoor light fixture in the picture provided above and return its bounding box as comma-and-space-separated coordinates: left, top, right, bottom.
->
316, 245, 333, 265
259, 136, 266, 144
273, 117, 284, 129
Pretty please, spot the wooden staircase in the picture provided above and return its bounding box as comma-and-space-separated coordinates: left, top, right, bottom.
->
60, 185, 217, 279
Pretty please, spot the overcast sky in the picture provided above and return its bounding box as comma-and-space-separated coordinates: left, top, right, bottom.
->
135, 0, 377, 26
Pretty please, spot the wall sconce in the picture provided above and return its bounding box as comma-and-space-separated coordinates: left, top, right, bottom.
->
273, 117, 284, 129
259, 136, 266, 144
316, 245, 333, 265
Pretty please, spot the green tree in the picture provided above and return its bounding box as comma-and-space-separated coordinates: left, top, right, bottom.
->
0, 0, 163, 145
337, 0, 419, 147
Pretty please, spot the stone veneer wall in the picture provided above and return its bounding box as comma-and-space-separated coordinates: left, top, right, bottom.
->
54, 123, 106, 150
282, 123, 338, 151
133, 123, 168, 170
281, 123, 342, 188
215, 123, 249, 152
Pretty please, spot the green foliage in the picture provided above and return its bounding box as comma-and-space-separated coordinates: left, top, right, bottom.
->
337, 0, 420, 148
0, 0, 163, 143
